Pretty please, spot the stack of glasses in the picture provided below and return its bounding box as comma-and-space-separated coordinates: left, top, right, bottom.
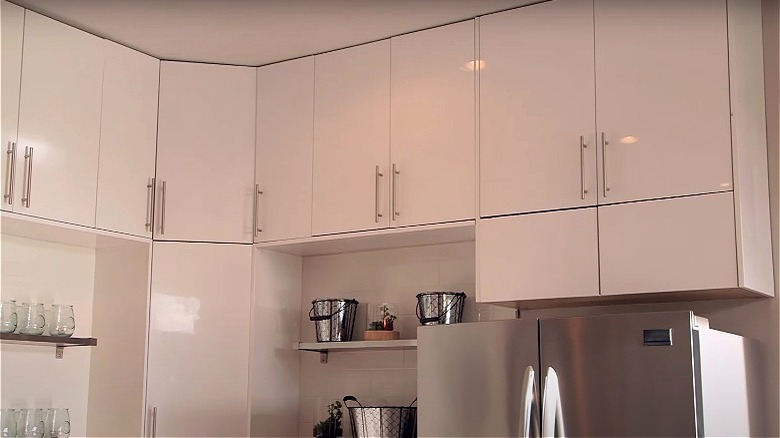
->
0, 408, 70, 438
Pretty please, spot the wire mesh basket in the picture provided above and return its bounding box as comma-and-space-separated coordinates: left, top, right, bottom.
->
416, 291, 466, 326
343, 396, 417, 438
309, 298, 358, 342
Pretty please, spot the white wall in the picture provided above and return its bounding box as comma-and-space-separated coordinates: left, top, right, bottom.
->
0, 235, 95, 437
298, 242, 513, 437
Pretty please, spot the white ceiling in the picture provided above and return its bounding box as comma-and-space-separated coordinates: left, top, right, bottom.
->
11, 0, 534, 66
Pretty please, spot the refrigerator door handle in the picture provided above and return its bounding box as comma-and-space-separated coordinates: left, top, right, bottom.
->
520, 366, 540, 438
542, 367, 565, 438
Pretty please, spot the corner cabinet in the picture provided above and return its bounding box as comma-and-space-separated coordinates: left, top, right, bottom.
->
96, 40, 159, 238
156, 62, 256, 243
255, 57, 314, 243
14, 11, 103, 227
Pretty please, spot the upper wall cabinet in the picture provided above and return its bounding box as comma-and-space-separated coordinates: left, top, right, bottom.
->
594, 0, 732, 204
156, 62, 256, 243
256, 57, 314, 243
480, 0, 596, 217
14, 11, 103, 227
312, 40, 391, 235
96, 41, 160, 238
1, 1, 24, 213
390, 20, 476, 226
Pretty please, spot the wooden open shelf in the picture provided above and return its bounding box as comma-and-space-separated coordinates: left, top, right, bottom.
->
297, 339, 416, 364
1, 333, 98, 358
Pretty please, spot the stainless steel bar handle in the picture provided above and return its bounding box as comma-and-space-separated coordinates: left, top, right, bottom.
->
255, 184, 263, 235
579, 136, 587, 200
145, 178, 155, 232
601, 132, 609, 197
151, 406, 157, 438
21, 146, 33, 208
392, 163, 399, 219
4, 142, 16, 205
520, 366, 539, 438
375, 165, 383, 223
160, 181, 167, 235
541, 367, 565, 438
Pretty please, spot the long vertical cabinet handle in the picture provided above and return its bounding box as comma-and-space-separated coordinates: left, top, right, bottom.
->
392, 163, 399, 220
541, 367, 565, 438
145, 178, 155, 232
151, 406, 157, 438
159, 181, 167, 235
520, 366, 540, 438
601, 132, 609, 197
3, 142, 16, 205
21, 146, 33, 208
375, 165, 383, 223
255, 184, 263, 235
579, 136, 587, 200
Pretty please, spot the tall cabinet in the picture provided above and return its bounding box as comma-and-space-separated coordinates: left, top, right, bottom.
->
14, 11, 103, 226
145, 242, 252, 438
156, 62, 256, 243
1, 1, 24, 213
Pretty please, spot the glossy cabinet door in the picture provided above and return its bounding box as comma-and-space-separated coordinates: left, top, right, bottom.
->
156, 62, 256, 243
15, 11, 103, 226
390, 20, 475, 226
1, 1, 24, 212
146, 242, 252, 438
477, 208, 600, 302
312, 40, 391, 235
480, 0, 596, 217
594, 0, 732, 204
599, 193, 738, 295
256, 57, 313, 242
96, 40, 159, 237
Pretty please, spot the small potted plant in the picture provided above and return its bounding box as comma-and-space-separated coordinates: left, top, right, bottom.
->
313, 400, 342, 438
365, 303, 400, 340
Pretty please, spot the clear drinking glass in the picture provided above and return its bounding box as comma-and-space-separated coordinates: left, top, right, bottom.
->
45, 409, 70, 438
16, 408, 44, 438
0, 409, 16, 438
17, 303, 46, 335
50, 305, 75, 337
0, 300, 17, 334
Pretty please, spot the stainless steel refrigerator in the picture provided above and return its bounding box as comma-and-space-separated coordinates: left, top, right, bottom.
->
417, 311, 761, 437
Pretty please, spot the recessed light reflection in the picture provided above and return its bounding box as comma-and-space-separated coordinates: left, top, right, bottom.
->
620, 136, 638, 144
720, 183, 731, 188
460, 59, 485, 71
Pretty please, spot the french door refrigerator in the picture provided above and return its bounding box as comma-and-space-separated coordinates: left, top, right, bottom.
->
417, 311, 760, 437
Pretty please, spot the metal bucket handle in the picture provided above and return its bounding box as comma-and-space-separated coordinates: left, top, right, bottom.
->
343, 395, 367, 438
416, 293, 463, 324
309, 301, 350, 322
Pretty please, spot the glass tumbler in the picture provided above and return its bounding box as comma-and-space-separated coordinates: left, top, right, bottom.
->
45, 409, 70, 438
0, 300, 17, 333
16, 408, 44, 438
17, 303, 46, 335
17, 303, 46, 336
50, 305, 75, 337
0, 409, 16, 438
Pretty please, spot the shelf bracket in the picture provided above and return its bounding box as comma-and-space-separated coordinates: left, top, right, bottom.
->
319, 351, 328, 364
55, 346, 64, 359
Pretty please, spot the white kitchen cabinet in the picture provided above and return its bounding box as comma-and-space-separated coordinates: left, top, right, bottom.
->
477, 208, 600, 303
479, 0, 596, 217
146, 242, 252, 438
156, 61, 256, 243
1, 1, 24, 212
312, 40, 391, 235
390, 20, 475, 226
96, 40, 159, 237
15, 11, 103, 226
256, 57, 313, 242
599, 193, 738, 296
594, 0, 732, 204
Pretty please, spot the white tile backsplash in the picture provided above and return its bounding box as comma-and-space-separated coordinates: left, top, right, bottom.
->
298, 241, 511, 436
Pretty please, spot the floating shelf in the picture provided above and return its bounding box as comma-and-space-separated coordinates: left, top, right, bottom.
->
297, 339, 417, 364
1, 333, 98, 359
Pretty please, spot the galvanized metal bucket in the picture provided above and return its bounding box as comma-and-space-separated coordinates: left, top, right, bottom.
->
309, 298, 358, 342
415, 291, 466, 326
343, 396, 417, 438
